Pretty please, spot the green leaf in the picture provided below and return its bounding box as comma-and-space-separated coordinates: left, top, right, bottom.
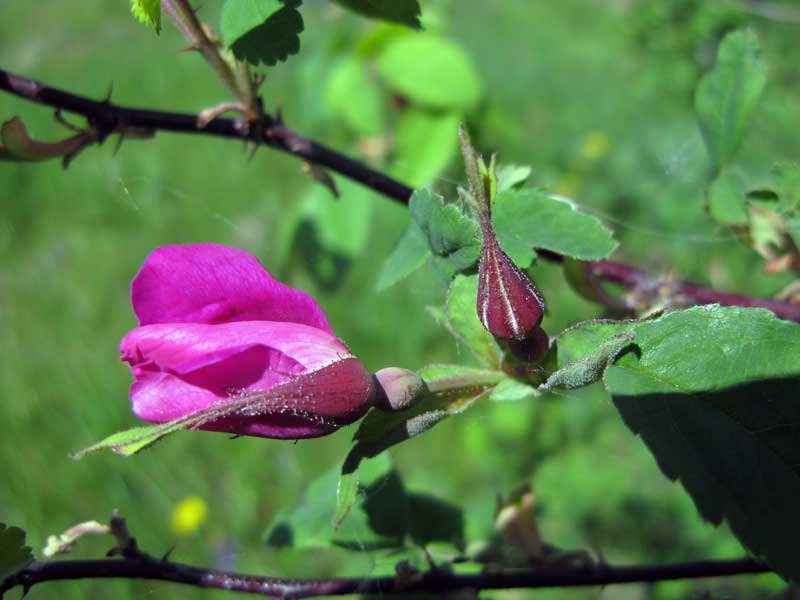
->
604, 305, 800, 582
0, 523, 33, 581
71, 424, 179, 458
773, 162, 800, 212
221, 0, 303, 67
542, 332, 635, 391
708, 170, 748, 226
409, 188, 481, 278
392, 109, 460, 188
376, 222, 430, 291
492, 189, 618, 266
553, 318, 638, 367
496, 164, 532, 193
266, 454, 405, 550
299, 178, 373, 259
788, 216, 800, 251
376, 33, 482, 111
325, 56, 385, 137
331, 0, 421, 28
268, 455, 464, 552
445, 275, 502, 368
130, 0, 160, 33
349, 364, 504, 460
695, 29, 767, 170
489, 378, 537, 402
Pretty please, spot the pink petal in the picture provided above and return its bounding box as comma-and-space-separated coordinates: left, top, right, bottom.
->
120, 321, 370, 438
131, 244, 333, 333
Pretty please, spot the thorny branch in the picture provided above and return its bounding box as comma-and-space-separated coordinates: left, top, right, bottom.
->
2, 67, 798, 321
0, 553, 772, 598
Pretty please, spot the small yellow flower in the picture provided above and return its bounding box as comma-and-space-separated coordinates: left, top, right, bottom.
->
171, 496, 208, 535
580, 131, 610, 161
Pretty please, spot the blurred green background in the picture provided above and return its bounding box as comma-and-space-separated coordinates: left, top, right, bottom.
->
1, 1, 797, 597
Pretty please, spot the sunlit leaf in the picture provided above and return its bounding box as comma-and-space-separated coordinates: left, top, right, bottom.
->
492, 189, 618, 267
695, 29, 767, 170
445, 274, 502, 368
392, 108, 460, 187
376, 222, 430, 291
496, 164, 532, 193
325, 56, 385, 136
376, 33, 481, 111
130, 0, 160, 32
410, 188, 481, 278
605, 305, 800, 582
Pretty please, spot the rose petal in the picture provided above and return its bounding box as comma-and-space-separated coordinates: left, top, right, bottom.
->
131, 244, 333, 333
120, 321, 356, 431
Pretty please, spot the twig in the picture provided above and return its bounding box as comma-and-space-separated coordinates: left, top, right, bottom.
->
1, 68, 798, 321
0, 554, 771, 598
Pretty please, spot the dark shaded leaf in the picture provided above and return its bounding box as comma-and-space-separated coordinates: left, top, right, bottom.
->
222, 0, 303, 67
332, 0, 421, 28
605, 305, 800, 582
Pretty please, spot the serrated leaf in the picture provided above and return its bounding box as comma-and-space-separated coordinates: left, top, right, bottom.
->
332, 0, 421, 28
349, 365, 503, 460
708, 170, 748, 226
1, 523, 34, 581
496, 164, 532, 193
604, 305, 800, 582
410, 188, 481, 278
325, 56, 385, 136
376, 33, 481, 112
445, 274, 502, 368
392, 108, 460, 187
542, 332, 635, 391
376, 222, 430, 291
492, 189, 618, 266
130, 0, 160, 32
222, 0, 303, 67
695, 30, 767, 170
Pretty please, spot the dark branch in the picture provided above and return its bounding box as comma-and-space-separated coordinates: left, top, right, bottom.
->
0, 69, 411, 203
2, 68, 799, 321
588, 260, 800, 321
1, 554, 771, 599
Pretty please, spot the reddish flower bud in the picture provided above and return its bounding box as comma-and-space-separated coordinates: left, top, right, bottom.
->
477, 219, 545, 340
507, 327, 550, 363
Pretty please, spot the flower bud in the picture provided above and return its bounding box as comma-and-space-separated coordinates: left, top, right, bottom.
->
477, 219, 545, 340
507, 327, 550, 363
372, 367, 427, 412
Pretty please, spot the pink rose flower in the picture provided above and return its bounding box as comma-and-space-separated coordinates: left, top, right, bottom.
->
119, 244, 378, 439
